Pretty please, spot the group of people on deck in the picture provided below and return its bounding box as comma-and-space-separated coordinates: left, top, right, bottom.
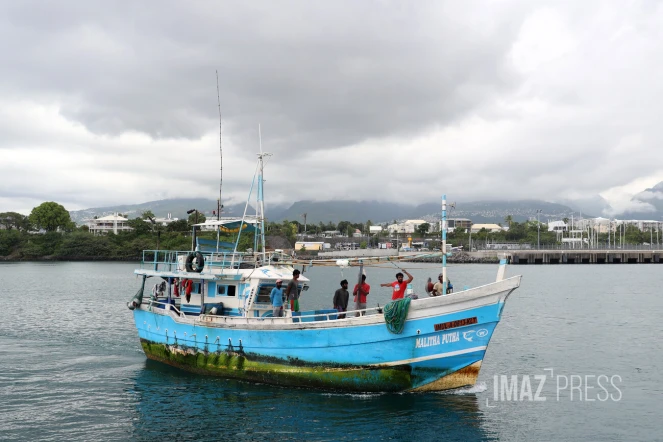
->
269, 267, 453, 319
332, 269, 414, 318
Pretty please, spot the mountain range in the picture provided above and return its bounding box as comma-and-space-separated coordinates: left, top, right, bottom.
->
68, 181, 663, 225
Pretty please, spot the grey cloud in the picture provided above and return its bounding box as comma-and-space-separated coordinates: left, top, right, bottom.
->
2, 1, 663, 215
0, 1, 527, 155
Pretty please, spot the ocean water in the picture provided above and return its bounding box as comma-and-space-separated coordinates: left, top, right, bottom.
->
0, 261, 661, 441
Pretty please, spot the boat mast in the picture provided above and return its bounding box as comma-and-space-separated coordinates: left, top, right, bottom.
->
216, 70, 223, 253
442, 195, 448, 295
230, 125, 268, 270
257, 125, 267, 263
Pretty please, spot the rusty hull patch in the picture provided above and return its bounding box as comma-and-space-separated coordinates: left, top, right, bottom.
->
140, 339, 482, 393
409, 361, 483, 392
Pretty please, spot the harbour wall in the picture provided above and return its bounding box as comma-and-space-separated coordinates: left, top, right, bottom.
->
505, 249, 662, 264
316, 249, 663, 264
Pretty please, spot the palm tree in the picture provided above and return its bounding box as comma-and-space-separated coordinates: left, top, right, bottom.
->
504, 215, 513, 228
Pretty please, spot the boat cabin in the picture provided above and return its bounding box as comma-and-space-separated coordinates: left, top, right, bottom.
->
135, 249, 346, 321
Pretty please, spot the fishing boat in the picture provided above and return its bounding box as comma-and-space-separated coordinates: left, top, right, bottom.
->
127, 149, 521, 392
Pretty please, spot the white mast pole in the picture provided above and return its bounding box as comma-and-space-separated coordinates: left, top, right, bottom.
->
442, 195, 448, 295
258, 125, 267, 263
216, 70, 223, 253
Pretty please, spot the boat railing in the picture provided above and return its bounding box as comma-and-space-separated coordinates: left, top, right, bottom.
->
196, 305, 383, 324
144, 298, 184, 316
141, 297, 383, 323
139, 249, 293, 271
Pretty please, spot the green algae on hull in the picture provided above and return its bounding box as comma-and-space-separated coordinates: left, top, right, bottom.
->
141, 340, 412, 392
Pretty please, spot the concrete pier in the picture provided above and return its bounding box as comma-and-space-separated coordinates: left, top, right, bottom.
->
507, 249, 662, 264
315, 248, 662, 264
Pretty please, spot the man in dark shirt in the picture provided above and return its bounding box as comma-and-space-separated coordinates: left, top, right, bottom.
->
285, 269, 301, 312
333, 279, 350, 319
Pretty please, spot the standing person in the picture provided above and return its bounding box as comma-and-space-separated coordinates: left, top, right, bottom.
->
285, 269, 301, 312
353, 274, 370, 316
333, 279, 350, 319
270, 279, 285, 317
380, 269, 414, 300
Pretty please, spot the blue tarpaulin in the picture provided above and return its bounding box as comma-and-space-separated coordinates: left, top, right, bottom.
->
196, 238, 235, 252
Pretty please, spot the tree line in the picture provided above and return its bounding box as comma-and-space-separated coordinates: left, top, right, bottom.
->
1, 203, 657, 259
0, 203, 239, 260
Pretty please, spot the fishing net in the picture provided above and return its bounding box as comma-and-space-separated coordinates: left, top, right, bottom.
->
383, 297, 411, 334
127, 276, 146, 310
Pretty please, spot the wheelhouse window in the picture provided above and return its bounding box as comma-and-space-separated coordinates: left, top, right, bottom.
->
217, 285, 236, 296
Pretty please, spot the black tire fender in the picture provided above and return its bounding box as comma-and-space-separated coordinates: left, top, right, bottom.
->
185, 252, 205, 273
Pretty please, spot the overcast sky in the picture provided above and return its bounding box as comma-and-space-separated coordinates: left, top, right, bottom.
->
2, 0, 663, 216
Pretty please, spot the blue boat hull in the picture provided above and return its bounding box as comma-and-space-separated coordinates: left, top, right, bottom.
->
133, 296, 509, 392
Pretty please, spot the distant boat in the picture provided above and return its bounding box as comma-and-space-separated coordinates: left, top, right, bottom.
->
127, 151, 521, 392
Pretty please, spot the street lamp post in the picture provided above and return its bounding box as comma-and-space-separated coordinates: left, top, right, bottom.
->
187, 209, 199, 251
536, 209, 542, 250
468, 224, 472, 251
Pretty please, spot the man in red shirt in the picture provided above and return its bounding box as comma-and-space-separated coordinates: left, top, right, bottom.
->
353, 274, 370, 316
381, 269, 414, 300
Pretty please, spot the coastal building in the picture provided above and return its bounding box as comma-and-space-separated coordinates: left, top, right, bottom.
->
614, 219, 661, 232
295, 241, 325, 251
547, 220, 568, 232
447, 218, 472, 233
387, 219, 427, 234
145, 214, 179, 227
470, 223, 503, 233
569, 217, 661, 234
87, 214, 133, 235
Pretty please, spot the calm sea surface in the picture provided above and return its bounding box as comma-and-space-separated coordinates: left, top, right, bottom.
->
0, 261, 661, 441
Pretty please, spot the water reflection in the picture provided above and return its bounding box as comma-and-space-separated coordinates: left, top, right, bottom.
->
128, 360, 493, 441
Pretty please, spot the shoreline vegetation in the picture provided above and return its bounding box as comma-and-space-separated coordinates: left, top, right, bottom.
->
3, 202, 655, 263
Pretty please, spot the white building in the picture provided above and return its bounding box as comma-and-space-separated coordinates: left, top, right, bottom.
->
614, 219, 661, 232
572, 217, 661, 234
387, 219, 427, 234
87, 214, 133, 235
147, 214, 179, 227
547, 220, 568, 232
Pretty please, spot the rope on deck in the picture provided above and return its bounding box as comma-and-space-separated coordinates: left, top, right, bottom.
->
383, 298, 411, 334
